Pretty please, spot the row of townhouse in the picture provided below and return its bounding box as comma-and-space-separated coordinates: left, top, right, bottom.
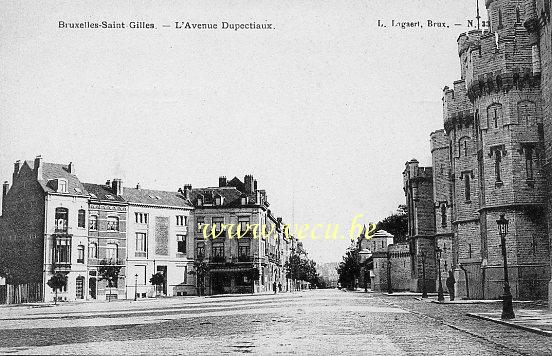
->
0, 157, 298, 302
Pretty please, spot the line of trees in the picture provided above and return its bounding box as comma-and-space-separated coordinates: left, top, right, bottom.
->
284, 253, 326, 288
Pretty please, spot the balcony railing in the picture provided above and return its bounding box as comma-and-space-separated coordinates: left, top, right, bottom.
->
99, 258, 125, 266
234, 255, 254, 263
209, 256, 227, 264
52, 261, 71, 271
53, 227, 72, 235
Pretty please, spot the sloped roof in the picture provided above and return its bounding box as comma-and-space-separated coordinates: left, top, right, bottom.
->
189, 186, 249, 208
122, 187, 192, 208
82, 183, 125, 202
27, 161, 88, 197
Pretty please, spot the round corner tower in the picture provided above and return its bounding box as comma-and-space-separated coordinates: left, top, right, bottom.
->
466, 0, 549, 300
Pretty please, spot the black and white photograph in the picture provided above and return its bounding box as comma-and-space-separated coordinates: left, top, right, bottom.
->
1, 0, 552, 354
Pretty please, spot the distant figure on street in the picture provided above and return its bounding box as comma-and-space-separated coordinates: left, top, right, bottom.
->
278, 282, 282, 292
273, 281, 277, 294
446, 271, 456, 301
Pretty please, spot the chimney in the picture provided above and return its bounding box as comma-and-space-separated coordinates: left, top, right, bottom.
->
256, 190, 261, 204
13, 160, 21, 181
277, 217, 282, 228
244, 175, 254, 194
219, 176, 227, 187
254, 180, 258, 191
68, 162, 75, 174
34, 155, 43, 180
183, 184, 192, 200
2, 181, 9, 215
136, 183, 141, 189
106, 180, 111, 187
112, 178, 123, 196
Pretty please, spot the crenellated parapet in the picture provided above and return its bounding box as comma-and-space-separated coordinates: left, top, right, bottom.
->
443, 80, 474, 134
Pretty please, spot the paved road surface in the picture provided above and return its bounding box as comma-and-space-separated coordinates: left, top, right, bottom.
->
0, 289, 550, 355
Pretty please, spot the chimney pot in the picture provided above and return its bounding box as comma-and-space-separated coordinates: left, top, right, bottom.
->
112, 178, 123, 196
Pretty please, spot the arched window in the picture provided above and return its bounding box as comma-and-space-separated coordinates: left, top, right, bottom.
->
55, 207, 69, 232
106, 243, 118, 260
106, 216, 119, 231
78, 209, 86, 228
89, 242, 98, 259
77, 245, 85, 263
89, 215, 98, 231
487, 103, 503, 129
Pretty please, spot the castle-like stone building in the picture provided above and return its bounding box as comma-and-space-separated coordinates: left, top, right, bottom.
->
405, 0, 552, 300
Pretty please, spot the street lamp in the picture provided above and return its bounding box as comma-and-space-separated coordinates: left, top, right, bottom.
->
497, 214, 515, 319
387, 252, 393, 294
359, 249, 372, 293
436, 246, 445, 303
134, 273, 138, 301
420, 252, 427, 298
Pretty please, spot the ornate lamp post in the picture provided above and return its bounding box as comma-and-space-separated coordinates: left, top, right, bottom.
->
359, 249, 372, 293
421, 252, 428, 298
436, 246, 445, 303
497, 214, 515, 319
134, 273, 138, 301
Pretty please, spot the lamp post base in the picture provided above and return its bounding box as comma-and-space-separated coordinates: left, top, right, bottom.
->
437, 284, 445, 303
501, 293, 515, 319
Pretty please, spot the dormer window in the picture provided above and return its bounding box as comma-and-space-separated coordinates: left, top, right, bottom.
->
241, 197, 247, 205
215, 196, 223, 206
57, 179, 68, 193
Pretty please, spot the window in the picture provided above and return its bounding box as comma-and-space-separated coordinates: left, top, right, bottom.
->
57, 179, 68, 193
54, 238, 70, 264
212, 217, 224, 232
468, 243, 472, 258
76, 276, 84, 299
495, 150, 502, 182
106, 216, 119, 231
176, 215, 187, 226
106, 243, 118, 260
525, 147, 534, 180
55, 208, 69, 232
182, 266, 188, 284
78, 209, 86, 228
196, 242, 205, 259
89, 242, 98, 259
212, 242, 224, 258
177, 234, 186, 254
77, 245, 85, 263
196, 216, 205, 232
89, 215, 98, 231
135, 212, 148, 224
238, 240, 251, 261
465, 174, 471, 201
441, 205, 447, 227
498, 10, 503, 29
516, 7, 521, 23
238, 216, 250, 233
136, 233, 147, 254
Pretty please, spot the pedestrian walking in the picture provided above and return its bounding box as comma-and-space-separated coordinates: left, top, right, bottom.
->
278, 282, 282, 292
273, 281, 277, 294
446, 271, 455, 301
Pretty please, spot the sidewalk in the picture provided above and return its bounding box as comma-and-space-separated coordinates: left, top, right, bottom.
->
468, 309, 552, 336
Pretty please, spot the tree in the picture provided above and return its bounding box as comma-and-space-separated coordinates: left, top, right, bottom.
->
46, 273, 67, 305
98, 260, 122, 302
376, 205, 408, 243
150, 272, 165, 296
188, 257, 210, 296
285, 253, 324, 289
337, 248, 361, 290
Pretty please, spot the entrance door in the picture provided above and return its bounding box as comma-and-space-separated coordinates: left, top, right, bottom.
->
76, 276, 84, 299
89, 278, 96, 299
156, 266, 167, 295
211, 273, 224, 295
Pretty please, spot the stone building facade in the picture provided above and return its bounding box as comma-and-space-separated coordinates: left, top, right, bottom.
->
406, 0, 552, 300
0, 159, 295, 301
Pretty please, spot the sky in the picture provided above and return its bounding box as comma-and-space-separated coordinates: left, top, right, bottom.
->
0, 0, 486, 264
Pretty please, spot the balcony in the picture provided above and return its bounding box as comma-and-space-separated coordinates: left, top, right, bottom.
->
53, 226, 72, 235
99, 258, 125, 266
52, 261, 71, 272
209, 256, 227, 264
233, 255, 254, 263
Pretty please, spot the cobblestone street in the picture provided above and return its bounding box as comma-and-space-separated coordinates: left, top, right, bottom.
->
0, 289, 551, 355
